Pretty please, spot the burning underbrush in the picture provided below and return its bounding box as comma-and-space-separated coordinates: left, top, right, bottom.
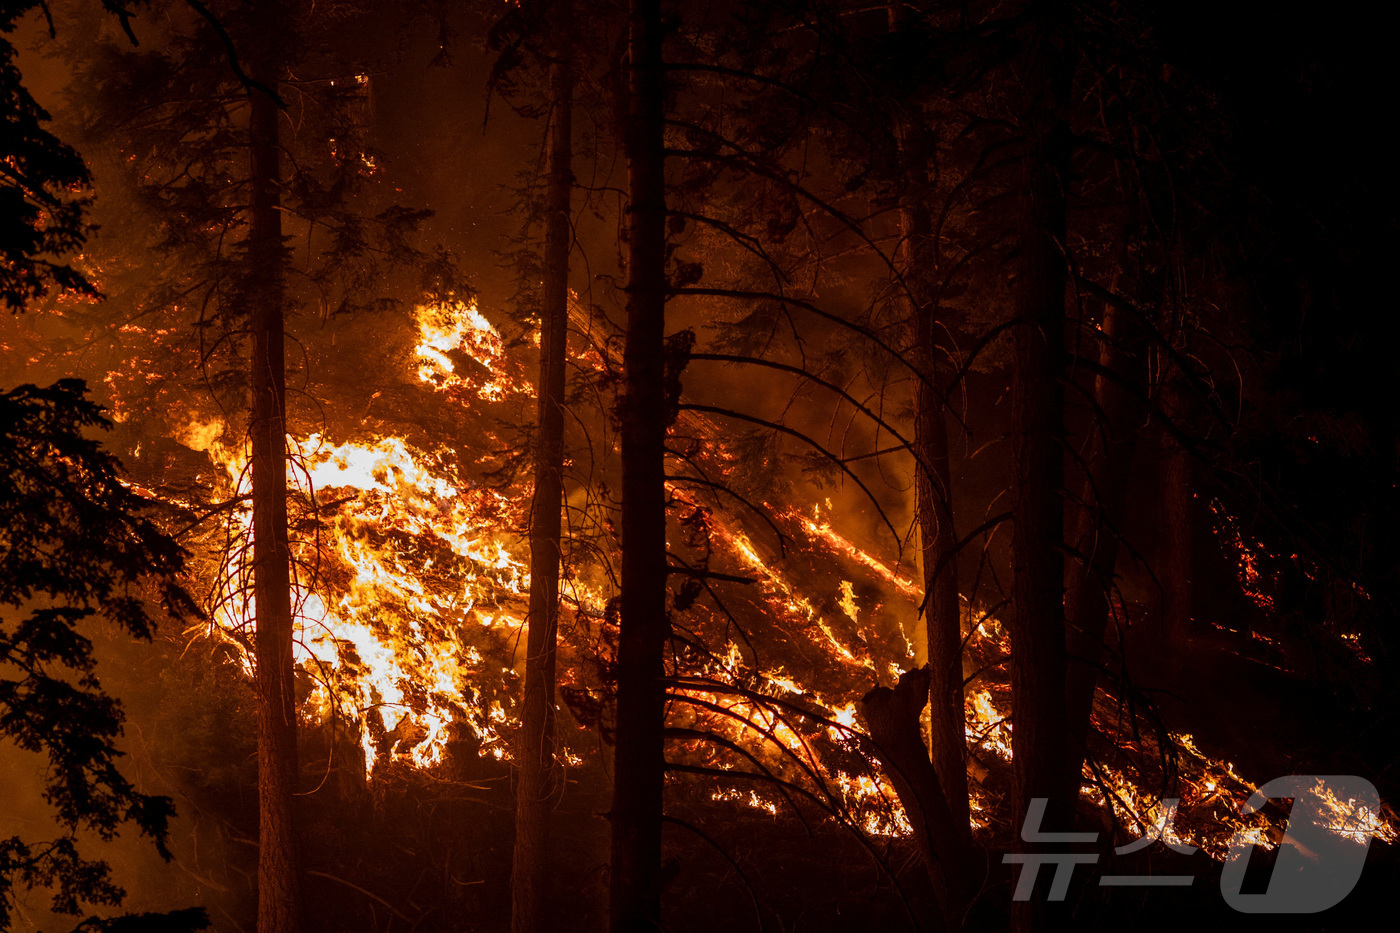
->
10, 295, 1392, 886
180, 298, 1399, 860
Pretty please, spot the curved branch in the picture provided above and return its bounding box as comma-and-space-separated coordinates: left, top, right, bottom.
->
678, 403, 901, 548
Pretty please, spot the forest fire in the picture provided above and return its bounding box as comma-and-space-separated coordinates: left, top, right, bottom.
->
198, 424, 529, 770
183, 301, 536, 770
3, 1, 1397, 932
14, 280, 1390, 921
714, 524, 874, 669
174, 293, 1338, 852
414, 299, 530, 401
796, 507, 922, 600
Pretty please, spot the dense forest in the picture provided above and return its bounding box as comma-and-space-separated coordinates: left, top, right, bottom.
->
2, 0, 1397, 931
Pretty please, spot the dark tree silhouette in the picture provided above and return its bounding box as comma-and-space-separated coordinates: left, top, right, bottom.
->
0, 5, 95, 309
0, 386, 207, 931
242, 1, 302, 929
508, 1, 577, 930
610, 0, 671, 929
62, 2, 465, 925
2, 8, 206, 930
1004, 3, 1073, 931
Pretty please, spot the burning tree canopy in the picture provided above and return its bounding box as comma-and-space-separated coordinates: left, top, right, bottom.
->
2, 0, 1398, 932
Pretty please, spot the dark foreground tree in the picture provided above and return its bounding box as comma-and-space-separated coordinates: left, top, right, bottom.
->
0, 381, 207, 933
65, 1, 465, 924
610, 0, 670, 928
1006, 0, 1073, 930
1, 3, 95, 309
2, 9, 204, 929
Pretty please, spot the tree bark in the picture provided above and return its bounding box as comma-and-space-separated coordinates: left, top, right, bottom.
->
888, 2, 975, 907
512, 7, 574, 932
247, 10, 299, 932
904, 202, 971, 853
1007, 1, 1072, 929
609, 0, 669, 929
861, 669, 971, 932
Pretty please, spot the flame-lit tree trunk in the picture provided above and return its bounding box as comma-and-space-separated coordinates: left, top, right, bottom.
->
904, 201, 971, 859
870, 192, 977, 926
884, 0, 971, 863
610, 0, 669, 928
861, 670, 971, 932
247, 9, 300, 933
1007, 0, 1072, 928
512, 4, 574, 931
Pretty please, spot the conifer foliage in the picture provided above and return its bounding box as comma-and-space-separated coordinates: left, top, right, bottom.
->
0, 379, 206, 931
2, 6, 206, 929
0, 5, 94, 309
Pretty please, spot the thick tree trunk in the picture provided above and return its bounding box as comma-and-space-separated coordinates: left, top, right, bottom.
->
247, 17, 299, 933
905, 210, 970, 853
1007, 1, 1072, 929
512, 10, 574, 933
609, 0, 669, 929
888, 1, 974, 907
1062, 297, 1146, 790
861, 669, 971, 932
895, 199, 972, 859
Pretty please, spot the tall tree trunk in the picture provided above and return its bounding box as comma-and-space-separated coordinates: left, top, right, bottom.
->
512, 8, 574, 932
247, 13, 299, 933
887, 4, 974, 912
1062, 294, 1146, 790
610, 0, 669, 929
1007, 0, 1072, 929
902, 199, 972, 855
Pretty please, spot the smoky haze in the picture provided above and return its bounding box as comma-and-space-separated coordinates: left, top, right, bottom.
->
3, 0, 1398, 930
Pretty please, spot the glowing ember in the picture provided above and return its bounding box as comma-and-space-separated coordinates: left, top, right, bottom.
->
710, 786, 779, 816
966, 688, 1012, 761
1311, 778, 1397, 846
686, 690, 914, 837
1210, 499, 1276, 613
